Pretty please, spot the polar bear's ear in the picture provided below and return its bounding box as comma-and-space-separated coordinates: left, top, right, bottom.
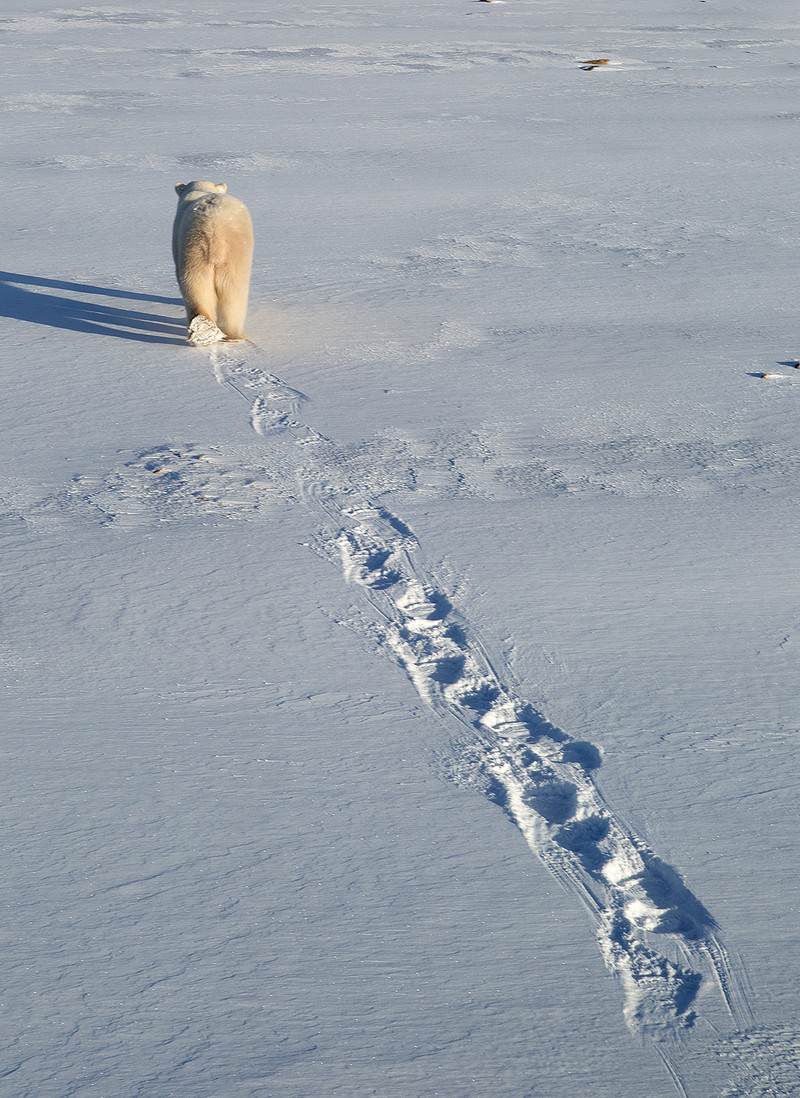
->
175, 183, 186, 196
215, 183, 228, 193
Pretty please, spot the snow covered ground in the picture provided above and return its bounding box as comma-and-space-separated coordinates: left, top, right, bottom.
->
3, 1, 800, 1094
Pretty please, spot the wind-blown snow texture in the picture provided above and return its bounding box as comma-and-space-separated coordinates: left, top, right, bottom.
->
3, 1, 800, 1095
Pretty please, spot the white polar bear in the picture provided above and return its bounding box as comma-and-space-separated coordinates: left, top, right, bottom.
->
172, 180, 254, 345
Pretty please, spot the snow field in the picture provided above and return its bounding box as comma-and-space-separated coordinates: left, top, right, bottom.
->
4, 0, 800, 1095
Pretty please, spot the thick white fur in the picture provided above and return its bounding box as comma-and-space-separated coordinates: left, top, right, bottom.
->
172, 180, 254, 342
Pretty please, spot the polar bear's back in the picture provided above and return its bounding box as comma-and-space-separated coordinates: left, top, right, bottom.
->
173, 181, 253, 268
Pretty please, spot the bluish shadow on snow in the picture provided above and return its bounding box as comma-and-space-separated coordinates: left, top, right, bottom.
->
0, 270, 186, 344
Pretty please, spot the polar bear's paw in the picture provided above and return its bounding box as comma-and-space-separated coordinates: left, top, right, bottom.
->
187, 315, 225, 346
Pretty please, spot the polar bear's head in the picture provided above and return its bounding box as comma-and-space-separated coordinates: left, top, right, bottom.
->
175, 181, 228, 198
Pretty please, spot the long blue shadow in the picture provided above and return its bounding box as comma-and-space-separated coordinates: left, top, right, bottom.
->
0, 270, 186, 345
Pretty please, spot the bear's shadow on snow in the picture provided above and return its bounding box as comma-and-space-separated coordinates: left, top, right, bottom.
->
0, 271, 186, 344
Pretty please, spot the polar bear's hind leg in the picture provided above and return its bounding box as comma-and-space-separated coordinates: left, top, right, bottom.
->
215, 259, 250, 342
180, 261, 218, 323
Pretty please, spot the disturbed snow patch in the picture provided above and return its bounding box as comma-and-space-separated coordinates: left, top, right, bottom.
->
717, 1026, 800, 1096
66, 445, 281, 526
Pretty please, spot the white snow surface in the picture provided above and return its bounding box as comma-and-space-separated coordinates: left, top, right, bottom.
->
3, 1, 800, 1095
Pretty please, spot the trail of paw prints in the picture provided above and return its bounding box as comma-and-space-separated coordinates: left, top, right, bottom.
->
317, 501, 749, 1040
66, 444, 285, 526
209, 342, 327, 446
192, 349, 748, 1040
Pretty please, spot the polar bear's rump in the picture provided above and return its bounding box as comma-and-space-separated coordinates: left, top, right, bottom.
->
172, 181, 254, 345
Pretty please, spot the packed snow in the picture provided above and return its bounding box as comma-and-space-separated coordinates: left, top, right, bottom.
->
2, 1, 800, 1095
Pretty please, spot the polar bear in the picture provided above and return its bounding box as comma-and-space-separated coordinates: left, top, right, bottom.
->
172, 180, 254, 345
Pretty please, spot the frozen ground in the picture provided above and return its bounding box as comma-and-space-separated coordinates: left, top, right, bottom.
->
2, 1, 800, 1095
